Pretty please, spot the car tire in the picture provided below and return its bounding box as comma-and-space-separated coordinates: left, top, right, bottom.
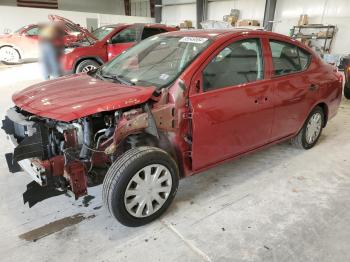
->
102, 146, 179, 227
75, 59, 100, 73
0, 46, 20, 64
344, 83, 350, 99
291, 106, 324, 150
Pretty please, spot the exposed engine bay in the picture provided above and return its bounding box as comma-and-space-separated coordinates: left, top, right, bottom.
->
2, 101, 178, 200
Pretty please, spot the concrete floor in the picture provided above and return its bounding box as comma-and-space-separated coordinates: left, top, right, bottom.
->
1, 63, 350, 262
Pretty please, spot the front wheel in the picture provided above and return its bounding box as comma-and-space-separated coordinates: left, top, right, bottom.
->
291, 106, 324, 149
102, 146, 179, 227
344, 83, 350, 99
0, 46, 20, 63
75, 59, 100, 73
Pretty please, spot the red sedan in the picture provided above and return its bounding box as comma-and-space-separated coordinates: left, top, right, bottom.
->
2, 29, 342, 226
61, 23, 178, 73
0, 15, 94, 63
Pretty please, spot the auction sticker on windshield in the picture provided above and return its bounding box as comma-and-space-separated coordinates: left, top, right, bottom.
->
179, 37, 208, 44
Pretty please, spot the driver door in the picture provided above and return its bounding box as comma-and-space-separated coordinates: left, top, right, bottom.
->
107, 26, 140, 60
189, 37, 274, 171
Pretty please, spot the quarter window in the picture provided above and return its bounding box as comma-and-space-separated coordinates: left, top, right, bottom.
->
269, 40, 311, 76
203, 38, 264, 91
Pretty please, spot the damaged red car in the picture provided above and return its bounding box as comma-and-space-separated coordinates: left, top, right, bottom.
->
2, 29, 342, 226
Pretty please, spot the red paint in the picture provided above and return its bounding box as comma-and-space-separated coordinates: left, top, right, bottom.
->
13, 29, 342, 181
12, 74, 155, 122
0, 15, 95, 61
61, 24, 178, 72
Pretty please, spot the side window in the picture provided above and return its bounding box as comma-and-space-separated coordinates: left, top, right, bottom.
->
141, 28, 165, 40
269, 40, 310, 76
203, 38, 264, 91
299, 48, 311, 70
111, 27, 137, 44
26, 26, 39, 36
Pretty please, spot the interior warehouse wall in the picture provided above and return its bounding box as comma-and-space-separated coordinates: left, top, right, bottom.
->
130, 0, 151, 17
0, 0, 125, 15
0, 5, 155, 34
161, 0, 266, 27
273, 0, 350, 55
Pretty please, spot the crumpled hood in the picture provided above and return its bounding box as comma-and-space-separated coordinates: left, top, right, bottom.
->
12, 74, 155, 122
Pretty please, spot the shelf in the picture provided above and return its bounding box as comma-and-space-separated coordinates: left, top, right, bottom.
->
293, 25, 336, 29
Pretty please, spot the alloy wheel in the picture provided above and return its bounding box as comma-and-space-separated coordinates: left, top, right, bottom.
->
124, 164, 172, 218
81, 65, 97, 73
0, 47, 19, 63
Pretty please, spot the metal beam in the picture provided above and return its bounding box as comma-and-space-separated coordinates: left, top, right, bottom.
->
196, 0, 208, 29
154, 0, 162, 23
263, 0, 277, 31
124, 0, 131, 16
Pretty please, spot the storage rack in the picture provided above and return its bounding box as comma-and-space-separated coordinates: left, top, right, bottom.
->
291, 24, 336, 54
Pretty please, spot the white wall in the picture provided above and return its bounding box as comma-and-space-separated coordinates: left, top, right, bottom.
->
162, 0, 265, 27
162, 3, 196, 26
59, 0, 124, 15
0, 0, 125, 15
130, 0, 151, 17
207, 0, 265, 22
273, 0, 350, 55
0, 5, 155, 34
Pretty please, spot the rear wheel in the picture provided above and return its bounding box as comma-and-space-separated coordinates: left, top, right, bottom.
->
291, 106, 324, 149
0, 46, 20, 63
102, 146, 179, 227
75, 59, 100, 73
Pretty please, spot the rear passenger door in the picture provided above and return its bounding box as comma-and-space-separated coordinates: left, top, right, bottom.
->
267, 39, 316, 140
189, 37, 274, 171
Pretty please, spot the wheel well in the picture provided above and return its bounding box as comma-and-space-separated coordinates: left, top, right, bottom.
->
317, 102, 328, 127
121, 132, 182, 175
74, 57, 102, 72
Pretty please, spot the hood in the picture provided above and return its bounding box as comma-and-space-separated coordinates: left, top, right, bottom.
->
12, 74, 155, 122
48, 15, 97, 41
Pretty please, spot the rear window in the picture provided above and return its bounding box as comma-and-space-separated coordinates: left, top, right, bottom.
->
269, 40, 311, 76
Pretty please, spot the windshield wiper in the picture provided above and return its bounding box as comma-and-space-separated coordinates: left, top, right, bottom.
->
102, 73, 135, 86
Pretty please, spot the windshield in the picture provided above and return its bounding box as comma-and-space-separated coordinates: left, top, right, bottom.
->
15, 26, 28, 34
92, 26, 115, 40
100, 35, 211, 88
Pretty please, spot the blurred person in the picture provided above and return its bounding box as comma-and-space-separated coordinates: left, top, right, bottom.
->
39, 23, 65, 80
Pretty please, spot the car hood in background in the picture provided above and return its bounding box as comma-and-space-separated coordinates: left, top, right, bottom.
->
12, 74, 155, 122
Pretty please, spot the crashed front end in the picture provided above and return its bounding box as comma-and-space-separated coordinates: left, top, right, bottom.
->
2, 106, 113, 199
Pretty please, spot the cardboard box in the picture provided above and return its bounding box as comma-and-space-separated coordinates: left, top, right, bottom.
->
180, 20, 193, 28
237, 20, 260, 26
298, 14, 308, 26
224, 15, 238, 26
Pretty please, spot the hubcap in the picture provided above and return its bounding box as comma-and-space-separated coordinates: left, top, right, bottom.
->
306, 112, 322, 144
81, 65, 97, 73
124, 164, 172, 218
0, 47, 19, 63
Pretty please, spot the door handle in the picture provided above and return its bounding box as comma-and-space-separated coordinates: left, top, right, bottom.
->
309, 84, 319, 91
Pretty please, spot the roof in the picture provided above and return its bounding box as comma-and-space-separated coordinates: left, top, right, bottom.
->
162, 29, 301, 42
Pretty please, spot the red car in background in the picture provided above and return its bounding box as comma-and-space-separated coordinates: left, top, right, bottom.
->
0, 15, 94, 63
61, 23, 178, 73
